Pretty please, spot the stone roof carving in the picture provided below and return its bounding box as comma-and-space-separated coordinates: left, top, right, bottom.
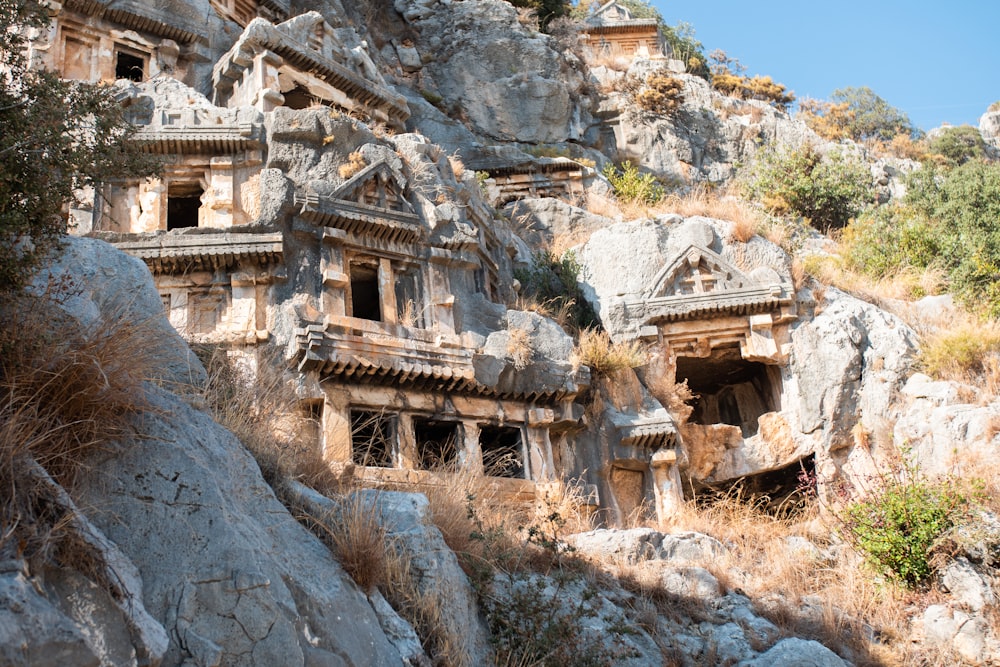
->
65, 0, 208, 43
123, 78, 264, 153
296, 160, 424, 244
113, 232, 283, 273
621, 244, 794, 327
586, 0, 658, 30
611, 410, 678, 449
212, 12, 409, 124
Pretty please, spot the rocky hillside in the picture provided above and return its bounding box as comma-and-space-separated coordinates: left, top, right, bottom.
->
5, 0, 1000, 665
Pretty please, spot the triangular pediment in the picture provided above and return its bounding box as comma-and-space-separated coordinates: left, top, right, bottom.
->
592, 0, 632, 21
331, 160, 414, 216
645, 245, 752, 299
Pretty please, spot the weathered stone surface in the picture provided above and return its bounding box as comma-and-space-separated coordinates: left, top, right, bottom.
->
394, 0, 592, 143
792, 288, 918, 447
659, 532, 729, 565
76, 386, 403, 667
567, 527, 664, 563
504, 197, 615, 250
27, 236, 205, 387
940, 558, 996, 612
662, 566, 721, 600
738, 637, 848, 666
353, 490, 494, 667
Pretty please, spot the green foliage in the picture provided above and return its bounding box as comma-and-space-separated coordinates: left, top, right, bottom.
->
515, 251, 600, 332
602, 161, 664, 205
842, 205, 941, 279
0, 0, 158, 292
837, 469, 972, 586
741, 144, 873, 231
927, 125, 987, 166
829, 86, 919, 142
662, 21, 709, 79
464, 498, 635, 666
844, 160, 1000, 315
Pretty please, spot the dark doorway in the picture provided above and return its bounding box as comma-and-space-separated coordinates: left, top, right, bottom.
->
350, 263, 381, 321
675, 348, 778, 437
115, 49, 145, 81
479, 425, 524, 478
167, 185, 203, 230
351, 409, 396, 468
413, 418, 460, 470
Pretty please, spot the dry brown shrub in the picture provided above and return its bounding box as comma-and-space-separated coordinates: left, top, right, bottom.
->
575, 328, 645, 376
0, 285, 163, 563
506, 327, 533, 370
199, 345, 342, 494
338, 150, 366, 179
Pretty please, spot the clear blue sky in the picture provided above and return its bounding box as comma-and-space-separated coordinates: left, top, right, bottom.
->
651, 0, 1000, 133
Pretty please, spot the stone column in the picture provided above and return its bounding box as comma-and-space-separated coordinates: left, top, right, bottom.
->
650, 449, 683, 525
321, 387, 351, 463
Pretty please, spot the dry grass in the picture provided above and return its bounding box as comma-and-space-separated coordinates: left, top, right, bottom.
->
303, 490, 469, 665
198, 345, 342, 494
919, 319, 1000, 395
506, 326, 533, 370
338, 150, 366, 179
799, 252, 946, 305
575, 328, 645, 376
0, 285, 164, 562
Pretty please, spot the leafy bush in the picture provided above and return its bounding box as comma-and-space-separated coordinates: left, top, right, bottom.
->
838, 471, 973, 586
514, 251, 600, 332
830, 87, 918, 142
920, 323, 1000, 380
507, 0, 570, 30
842, 160, 1000, 315
602, 161, 665, 205
0, 0, 158, 292
742, 144, 873, 231
841, 205, 940, 279
927, 125, 987, 166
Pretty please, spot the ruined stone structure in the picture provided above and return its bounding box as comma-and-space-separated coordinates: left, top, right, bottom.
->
51, 3, 599, 513
469, 155, 588, 205
584, 0, 667, 60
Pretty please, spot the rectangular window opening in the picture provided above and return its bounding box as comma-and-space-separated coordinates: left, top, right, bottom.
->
349, 262, 381, 321
167, 183, 203, 230
479, 425, 525, 479
413, 418, 460, 471
350, 409, 396, 468
115, 48, 146, 82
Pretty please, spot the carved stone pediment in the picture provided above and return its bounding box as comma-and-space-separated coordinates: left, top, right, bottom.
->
645, 245, 752, 299
296, 160, 424, 244
618, 242, 795, 341
331, 161, 415, 216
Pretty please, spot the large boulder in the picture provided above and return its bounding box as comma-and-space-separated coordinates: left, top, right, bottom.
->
393, 0, 592, 143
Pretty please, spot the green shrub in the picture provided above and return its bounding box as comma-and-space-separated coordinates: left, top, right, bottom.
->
927, 125, 987, 166
837, 471, 972, 586
514, 251, 600, 332
842, 205, 941, 279
741, 144, 873, 231
602, 161, 664, 205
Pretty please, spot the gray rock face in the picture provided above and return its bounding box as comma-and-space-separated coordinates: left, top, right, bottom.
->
979, 109, 1000, 150
393, 0, 592, 143
504, 197, 615, 250
792, 288, 919, 447
941, 558, 996, 612
26, 236, 205, 387
76, 385, 403, 667
738, 637, 848, 666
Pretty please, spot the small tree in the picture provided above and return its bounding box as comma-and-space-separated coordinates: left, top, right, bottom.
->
742, 144, 873, 231
830, 86, 918, 142
0, 0, 157, 293
927, 125, 988, 166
